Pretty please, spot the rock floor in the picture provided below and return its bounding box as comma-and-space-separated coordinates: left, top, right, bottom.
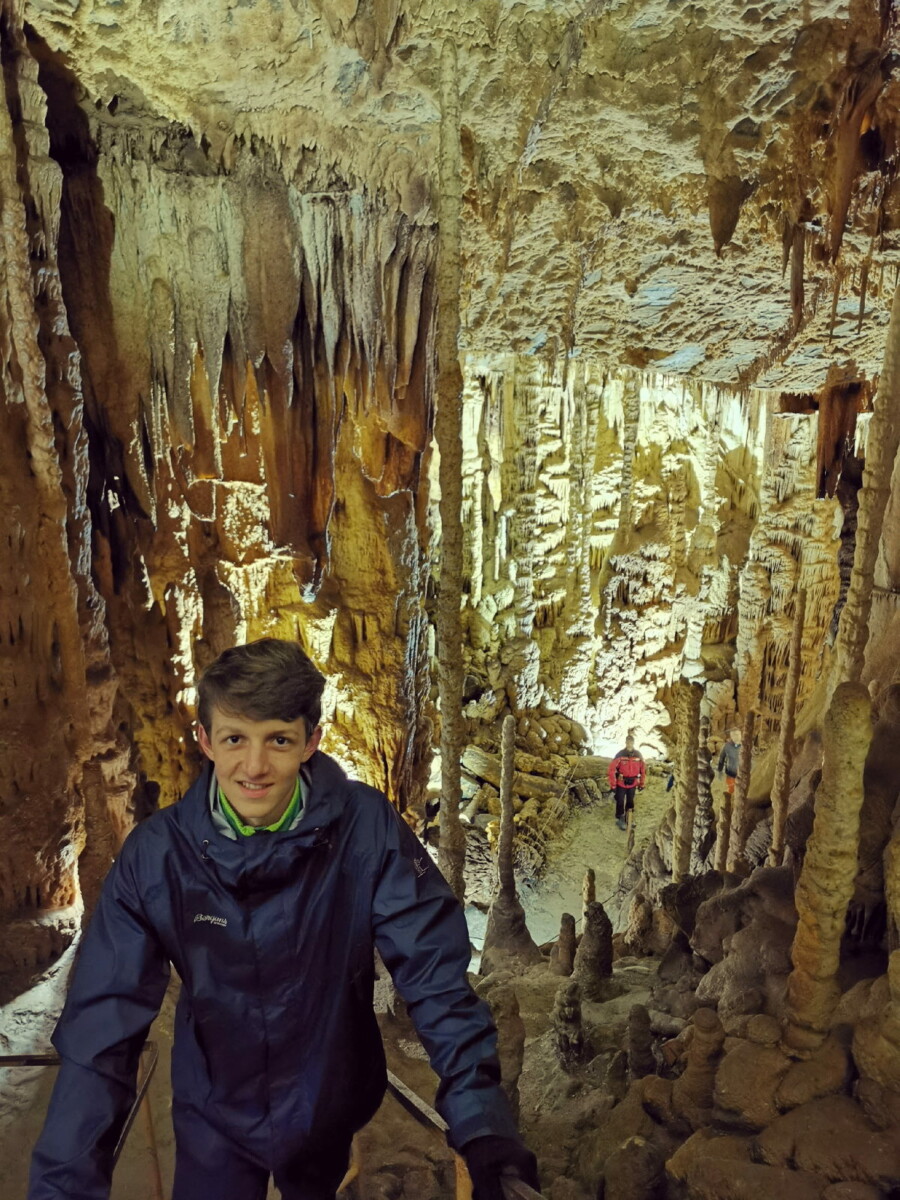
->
516, 770, 673, 942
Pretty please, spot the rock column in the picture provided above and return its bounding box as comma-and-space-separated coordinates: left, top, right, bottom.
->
435, 39, 466, 903
769, 589, 807, 866
573, 900, 613, 1001
673, 682, 703, 882
726, 709, 756, 874
481, 714, 542, 972
783, 682, 872, 1053
834, 280, 900, 687
672, 1007, 725, 1121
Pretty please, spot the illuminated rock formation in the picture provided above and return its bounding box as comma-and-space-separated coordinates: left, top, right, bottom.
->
672, 682, 702, 884
769, 590, 807, 867
4, 1, 900, 1191
784, 683, 872, 1053
480, 714, 542, 973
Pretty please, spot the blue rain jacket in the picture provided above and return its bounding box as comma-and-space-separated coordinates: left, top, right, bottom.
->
29, 751, 516, 1198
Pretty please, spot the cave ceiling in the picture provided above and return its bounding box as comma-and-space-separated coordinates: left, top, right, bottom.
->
22, 0, 900, 393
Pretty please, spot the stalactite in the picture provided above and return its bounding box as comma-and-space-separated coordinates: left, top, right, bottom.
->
673, 682, 702, 883
790, 223, 805, 328
783, 682, 872, 1054
828, 58, 889, 263
435, 38, 466, 904
726, 709, 756, 874
834, 280, 900, 687
769, 589, 807, 866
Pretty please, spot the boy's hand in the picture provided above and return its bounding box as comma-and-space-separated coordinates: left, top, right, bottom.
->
462, 1135, 540, 1200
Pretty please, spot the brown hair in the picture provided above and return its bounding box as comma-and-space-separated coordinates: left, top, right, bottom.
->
197, 638, 325, 735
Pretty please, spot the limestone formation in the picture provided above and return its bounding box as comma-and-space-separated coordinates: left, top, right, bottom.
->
713, 786, 733, 875
848, 684, 900, 943
582, 868, 596, 924
834, 280, 900, 688
572, 900, 613, 1002
627, 1005, 656, 1082
726, 710, 756, 874
5, 1, 900, 1191
691, 713, 716, 874
673, 682, 703, 883
552, 980, 587, 1073
784, 683, 873, 1053
691, 867, 797, 1032
671, 1008, 725, 1124
769, 590, 807, 867
602, 1137, 665, 1200
482, 981, 525, 1123
480, 715, 542, 974
550, 913, 576, 978
434, 39, 466, 905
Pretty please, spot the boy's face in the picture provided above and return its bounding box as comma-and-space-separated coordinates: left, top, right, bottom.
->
197, 706, 322, 828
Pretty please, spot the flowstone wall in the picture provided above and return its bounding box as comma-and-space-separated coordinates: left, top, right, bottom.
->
443, 357, 842, 758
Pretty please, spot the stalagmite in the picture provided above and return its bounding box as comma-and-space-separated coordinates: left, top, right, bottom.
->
726, 710, 756, 874
834, 279, 900, 687
672, 1007, 726, 1119
483, 982, 526, 1122
692, 712, 715, 873
573, 900, 613, 1001
769, 590, 807, 866
552, 979, 587, 1071
783, 683, 872, 1053
627, 1004, 656, 1081
714, 786, 733, 874
480, 714, 542, 973
582, 867, 596, 923
673, 682, 703, 883
435, 39, 466, 904
551, 912, 577, 977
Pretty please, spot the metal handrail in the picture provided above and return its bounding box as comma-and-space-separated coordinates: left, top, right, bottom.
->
6, 1047, 539, 1198
1, 1042, 160, 1174
386, 1069, 546, 1200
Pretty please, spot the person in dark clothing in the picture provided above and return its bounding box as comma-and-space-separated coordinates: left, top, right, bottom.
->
717, 727, 742, 798
29, 638, 538, 1200
608, 735, 646, 830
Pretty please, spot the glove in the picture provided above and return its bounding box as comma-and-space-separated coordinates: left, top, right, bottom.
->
463, 1135, 540, 1200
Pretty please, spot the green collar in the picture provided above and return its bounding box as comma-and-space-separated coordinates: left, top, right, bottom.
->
218, 777, 302, 837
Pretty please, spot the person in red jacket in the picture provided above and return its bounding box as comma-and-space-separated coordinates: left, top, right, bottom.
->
608, 735, 646, 830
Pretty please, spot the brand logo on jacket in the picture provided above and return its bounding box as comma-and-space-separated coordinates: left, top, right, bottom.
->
194, 913, 228, 927
413, 856, 429, 878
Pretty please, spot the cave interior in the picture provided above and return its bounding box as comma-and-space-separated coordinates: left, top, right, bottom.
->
3, 1, 900, 1197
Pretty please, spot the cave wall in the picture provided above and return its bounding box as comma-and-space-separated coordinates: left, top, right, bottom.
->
35, 35, 439, 814
1, 0, 899, 1061
443, 356, 842, 758
0, 14, 440, 1010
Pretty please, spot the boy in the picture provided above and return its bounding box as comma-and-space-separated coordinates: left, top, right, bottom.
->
607, 734, 645, 830
29, 639, 537, 1200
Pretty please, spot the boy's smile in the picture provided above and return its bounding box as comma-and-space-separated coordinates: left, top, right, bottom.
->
197, 707, 322, 827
